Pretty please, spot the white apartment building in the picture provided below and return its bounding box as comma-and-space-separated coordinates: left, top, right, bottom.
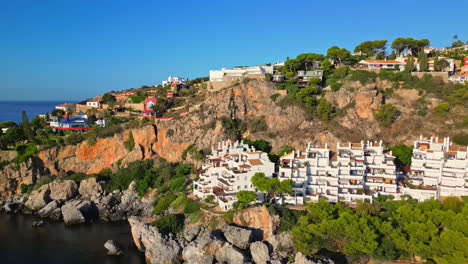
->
278, 141, 400, 204
162, 75, 186, 86
209, 66, 274, 82
405, 136, 468, 200
193, 140, 275, 210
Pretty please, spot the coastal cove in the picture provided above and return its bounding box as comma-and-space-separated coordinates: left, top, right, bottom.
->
0, 214, 144, 264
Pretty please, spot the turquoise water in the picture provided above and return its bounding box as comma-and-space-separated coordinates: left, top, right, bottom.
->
0, 214, 144, 264
0, 101, 71, 123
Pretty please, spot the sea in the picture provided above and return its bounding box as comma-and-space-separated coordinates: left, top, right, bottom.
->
0, 101, 70, 123
0, 214, 145, 264
0, 101, 145, 263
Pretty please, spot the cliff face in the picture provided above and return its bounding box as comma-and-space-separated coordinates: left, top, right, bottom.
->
37, 125, 159, 175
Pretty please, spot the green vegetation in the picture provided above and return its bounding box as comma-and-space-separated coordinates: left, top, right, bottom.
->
375, 104, 399, 127
236, 190, 257, 204
153, 214, 185, 234
220, 116, 246, 141
101, 93, 117, 107
389, 144, 413, 167
251, 172, 293, 202
292, 198, 468, 263
453, 133, 468, 146
316, 98, 336, 121
434, 102, 450, 117
181, 144, 205, 161
20, 183, 30, 194
204, 195, 215, 203
124, 132, 135, 151
243, 138, 272, 153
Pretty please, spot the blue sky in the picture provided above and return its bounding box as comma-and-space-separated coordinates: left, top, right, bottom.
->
1, 0, 467, 101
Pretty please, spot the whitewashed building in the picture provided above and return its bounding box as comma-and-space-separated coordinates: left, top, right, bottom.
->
405, 136, 468, 200
193, 140, 275, 210
278, 141, 400, 204
162, 75, 186, 86
209, 66, 274, 82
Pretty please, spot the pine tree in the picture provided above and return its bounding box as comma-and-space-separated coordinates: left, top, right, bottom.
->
433, 56, 440, 71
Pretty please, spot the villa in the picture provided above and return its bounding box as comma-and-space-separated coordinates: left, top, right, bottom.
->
357, 60, 404, 70
162, 75, 186, 87
48, 112, 90, 131
55, 103, 75, 112
193, 140, 275, 210
209, 66, 273, 82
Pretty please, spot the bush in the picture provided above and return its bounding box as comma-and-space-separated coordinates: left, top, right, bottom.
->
65, 173, 92, 183
270, 93, 280, 102
20, 184, 29, 194
317, 98, 336, 121
65, 133, 84, 145
13, 144, 37, 164
181, 144, 205, 161
167, 129, 174, 137
184, 199, 201, 214
243, 138, 272, 153
124, 132, 135, 151
204, 195, 215, 203
33, 175, 56, 190
248, 116, 268, 133
375, 104, 399, 127
152, 194, 177, 215
453, 133, 468, 146
434, 102, 450, 117
153, 214, 185, 234
389, 144, 413, 167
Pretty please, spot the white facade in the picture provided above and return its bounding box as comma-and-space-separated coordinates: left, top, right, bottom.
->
406, 136, 468, 200
162, 75, 186, 86
193, 140, 275, 210
55, 104, 75, 112
278, 141, 400, 204
209, 66, 274, 82
86, 101, 101, 108
449, 74, 468, 83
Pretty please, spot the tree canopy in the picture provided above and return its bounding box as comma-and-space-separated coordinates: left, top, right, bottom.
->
327, 46, 351, 65
391, 37, 430, 56
354, 40, 388, 56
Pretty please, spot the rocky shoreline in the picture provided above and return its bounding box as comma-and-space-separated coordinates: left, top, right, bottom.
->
0, 177, 333, 264
0, 178, 154, 224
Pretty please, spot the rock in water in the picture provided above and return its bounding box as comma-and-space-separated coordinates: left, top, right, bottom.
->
221, 225, 252, 250
104, 240, 122, 255
24, 185, 51, 211
38, 200, 60, 218
128, 217, 182, 264
49, 180, 78, 201
62, 202, 85, 225
250, 241, 270, 264
32, 220, 45, 227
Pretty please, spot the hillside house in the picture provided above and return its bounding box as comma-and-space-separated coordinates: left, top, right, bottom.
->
86, 100, 101, 108
48, 112, 90, 132
357, 60, 404, 70
193, 140, 275, 210
55, 103, 75, 113
209, 66, 273, 82
297, 70, 324, 87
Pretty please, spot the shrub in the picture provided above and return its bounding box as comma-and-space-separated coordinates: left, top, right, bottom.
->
317, 98, 336, 121
152, 194, 177, 215
65, 133, 84, 145
20, 184, 29, 194
65, 173, 91, 183
124, 132, 135, 152
453, 133, 468, 146
13, 144, 37, 164
389, 144, 413, 167
153, 214, 185, 234
270, 93, 280, 102
236, 191, 257, 204
166, 129, 174, 137
243, 138, 272, 153
249, 116, 268, 133
33, 175, 56, 190
434, 102, 450, 117
181, 144, 205, 161
375, 104, 399, 127
184, 199, 201, 214
204, 195, 215, 203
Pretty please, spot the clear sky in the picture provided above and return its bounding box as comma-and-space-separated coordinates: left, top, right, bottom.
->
1, 0, 467, 101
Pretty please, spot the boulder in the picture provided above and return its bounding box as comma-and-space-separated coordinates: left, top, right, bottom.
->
182, 244, 214, 264
38, 200, 60, 218
50, 207, 62, 220
78, 177, 102, 200
24, 185, 51, 211
184, 226, 202, 242
250, 241, 270, 264
104, 240, 122, 255
62, 202, 85, 225
49, 180, 78, 201
269, 232, 295, 259
3, 202, 18, 213
233, 206, 279, 240
74, 200, 98, 220
222, 225, 252, 250
214, 243, 247, 264
128, 217, 182, 264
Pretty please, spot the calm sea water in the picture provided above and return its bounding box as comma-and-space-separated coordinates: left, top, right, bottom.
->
0, 101, 71, 123
0, 214, 144, 264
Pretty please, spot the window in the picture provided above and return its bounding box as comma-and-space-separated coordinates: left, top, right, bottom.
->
237, 186, 240, 190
